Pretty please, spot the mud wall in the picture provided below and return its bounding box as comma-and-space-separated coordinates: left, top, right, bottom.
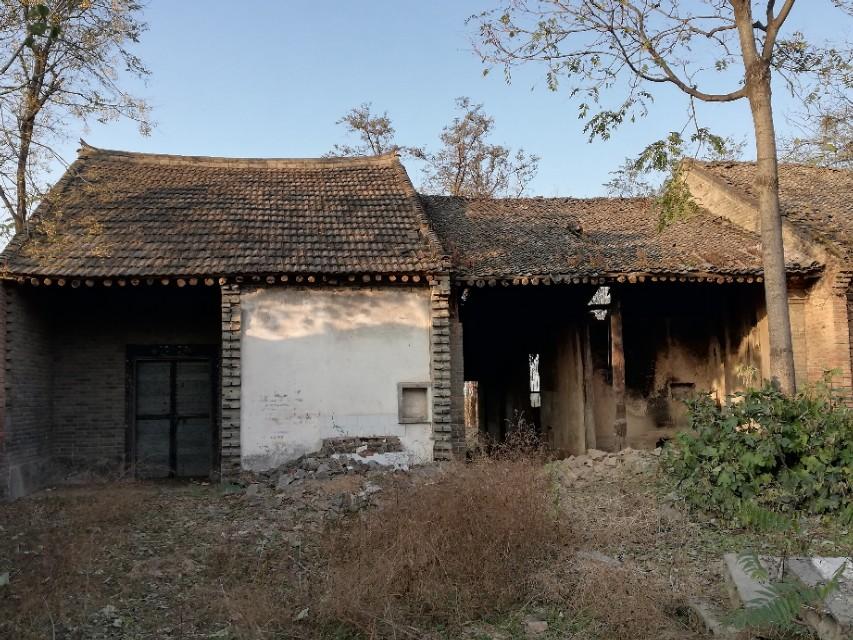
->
592, 284, 765, 450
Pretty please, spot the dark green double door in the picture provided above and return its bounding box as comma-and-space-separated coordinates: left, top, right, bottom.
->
132, 349, 215, 478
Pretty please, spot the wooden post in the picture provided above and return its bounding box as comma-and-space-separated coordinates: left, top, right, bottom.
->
610, 294, 627, 450
582, 322, 597, 451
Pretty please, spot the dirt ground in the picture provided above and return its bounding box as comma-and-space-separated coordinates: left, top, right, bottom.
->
1, 452, 849, 639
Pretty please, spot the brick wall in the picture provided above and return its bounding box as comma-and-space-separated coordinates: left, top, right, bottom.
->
449, 286, 465, 457
220, 284, 241, 477
50, 286, 220, 469
1, 283, 53, 500
1, 284, 220, 499
848, 284, 853, 389
430, 275, 465, 459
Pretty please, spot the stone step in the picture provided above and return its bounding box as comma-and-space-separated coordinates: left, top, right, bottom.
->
723, 553, 853, 640
686, 598, 740, 638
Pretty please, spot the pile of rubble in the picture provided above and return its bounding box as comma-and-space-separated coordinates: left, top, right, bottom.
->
235, 436, 420, 515
243, 435, 411, 490
550, 447, 661, 486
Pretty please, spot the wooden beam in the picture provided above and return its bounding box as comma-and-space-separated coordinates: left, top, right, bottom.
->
610, 294, 627, 450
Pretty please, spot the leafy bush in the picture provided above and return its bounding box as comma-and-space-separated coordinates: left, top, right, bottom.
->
662, 380, 853, 520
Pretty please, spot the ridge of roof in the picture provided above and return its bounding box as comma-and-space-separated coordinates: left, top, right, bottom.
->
419, 194, 652, 205
689, 158, 852, 174
77, 140, 401, 169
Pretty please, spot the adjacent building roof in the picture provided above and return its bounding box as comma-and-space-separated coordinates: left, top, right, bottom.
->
421, 195, 819, 279
695, 161, 853, 259
1, 146, 835, 283
0, 144, 446, 278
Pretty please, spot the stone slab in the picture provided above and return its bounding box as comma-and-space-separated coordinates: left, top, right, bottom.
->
724, 553, 852, 640
723, 553, 782, 608
786, 556, 852, 639
686, 598, 739, 638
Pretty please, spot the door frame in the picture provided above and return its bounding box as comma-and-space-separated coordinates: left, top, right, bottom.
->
125, 345, 219, 478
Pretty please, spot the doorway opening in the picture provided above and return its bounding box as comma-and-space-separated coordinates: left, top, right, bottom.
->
128, 346, 218, 478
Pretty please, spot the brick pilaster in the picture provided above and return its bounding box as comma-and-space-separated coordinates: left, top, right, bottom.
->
0, 283, 7, 499
430, 275, 464, 459
220, 284, 241, 476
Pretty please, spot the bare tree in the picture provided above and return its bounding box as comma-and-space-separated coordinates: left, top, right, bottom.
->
326, 103, 398, 157
330, 97, 539, 197
781, 2, 852, 168
782, 101, 853, 169
0, 0, 151, 236
473, 0, 851, 393
412, 97, 538, 197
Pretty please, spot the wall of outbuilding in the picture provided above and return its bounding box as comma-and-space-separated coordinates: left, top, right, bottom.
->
0, 285, 221, 499
239, 285, 435, 470
1, 284, 54, 500
461, 283, 769, 454
592, 284, 767, 450
49, 287, 220, 469
799, 267, 853, 395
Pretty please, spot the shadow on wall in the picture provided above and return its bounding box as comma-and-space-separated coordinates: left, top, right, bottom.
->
240, 287, 434, 471
243, 286, 430, 341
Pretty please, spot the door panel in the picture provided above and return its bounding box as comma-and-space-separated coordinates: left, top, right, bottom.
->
133, 353, 214, 478
176, 417, 213, 476
136, 418, 172, 478
176, 361, 211, 415
136, 361, 171, 416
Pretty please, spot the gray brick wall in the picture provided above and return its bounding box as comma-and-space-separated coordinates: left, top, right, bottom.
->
1, 284, 220, 499
1, 283, 53, 500
220, 284, 241, 477
449, 286, 465, 457
51, 286, 220, 468
430, 275, 465, 459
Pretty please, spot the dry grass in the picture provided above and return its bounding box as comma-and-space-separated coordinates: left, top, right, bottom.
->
314, 454, 711, 640
555, 559, 696, 640
0, 482, 314, 639
6, 454, 782, 640
315, 457, 569, 637
1, 486, 143, 636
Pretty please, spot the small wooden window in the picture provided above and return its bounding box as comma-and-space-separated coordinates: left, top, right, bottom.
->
398, 383, 430, 423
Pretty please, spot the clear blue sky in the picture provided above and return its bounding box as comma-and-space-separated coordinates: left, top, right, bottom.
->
64, 1, 848, 197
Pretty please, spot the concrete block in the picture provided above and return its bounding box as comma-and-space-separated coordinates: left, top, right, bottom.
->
687, 598, 739, 638
725, 553, 853, 640
787, 557, 853, 640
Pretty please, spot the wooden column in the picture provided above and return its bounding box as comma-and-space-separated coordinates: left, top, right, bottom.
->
582, 322, 597, 451
610, 295, 627, 450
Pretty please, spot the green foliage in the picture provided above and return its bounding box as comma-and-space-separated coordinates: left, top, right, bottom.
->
655, 171, 699, 230
737, 502, 800, 535
603, 128, 744, 220
662, 380, 853, 523
727, 553, 845, 631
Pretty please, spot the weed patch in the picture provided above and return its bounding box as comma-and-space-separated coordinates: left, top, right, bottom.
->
315, 458, 569, 637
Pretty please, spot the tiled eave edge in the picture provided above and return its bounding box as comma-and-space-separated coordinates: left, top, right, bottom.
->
454, 267, 824, 288
0, 271, 437, 289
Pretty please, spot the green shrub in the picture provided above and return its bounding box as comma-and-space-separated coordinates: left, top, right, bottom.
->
662, 379, 853, 521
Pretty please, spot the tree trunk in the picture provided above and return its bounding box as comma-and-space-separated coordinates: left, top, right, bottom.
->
747, 66, 797, 394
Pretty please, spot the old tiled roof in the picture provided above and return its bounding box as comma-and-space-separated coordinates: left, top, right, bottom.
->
421, 195, 819, 279
1, 144, 446, 278
696, 161, 853, 258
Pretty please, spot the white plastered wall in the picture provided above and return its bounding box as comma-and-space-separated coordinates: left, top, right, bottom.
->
240, 286, 433, 470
